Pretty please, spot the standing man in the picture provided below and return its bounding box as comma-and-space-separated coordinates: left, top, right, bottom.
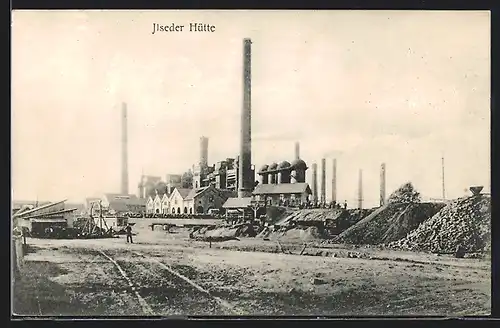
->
126, 224, 133, 243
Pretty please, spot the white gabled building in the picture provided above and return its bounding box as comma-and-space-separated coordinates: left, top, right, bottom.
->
146, 196, 155, 214
161, 194, 170, 214
153, 194, 162, 214
168, 188, 192, 214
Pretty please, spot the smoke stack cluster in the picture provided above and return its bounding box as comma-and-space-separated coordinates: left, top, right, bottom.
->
238, 38, 253, 198
121, 102, 129, 195
320, 158, 326, 204
294, 142, 300, 160
311, 163, 318, 203
331, 158, 337, 203
380, 163, 386, 206
200, 136, 209, 167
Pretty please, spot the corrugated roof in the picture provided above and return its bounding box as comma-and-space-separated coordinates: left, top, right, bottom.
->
13, 200, 67, 218
252, 183, 312, 195
223, 197, 252, 209
20, 208, 78, 220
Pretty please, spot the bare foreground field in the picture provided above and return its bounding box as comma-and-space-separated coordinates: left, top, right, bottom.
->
12, 224, 491, 317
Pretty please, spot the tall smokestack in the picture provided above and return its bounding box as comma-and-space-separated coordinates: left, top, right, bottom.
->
200, 136, 209, 167
358, 169, 363, 209
121, 102, 129, 195
380, 163, 386, 206
311, 163, 318, 203
294, 142, 300, 160
238, 38, 253, 198
331, 158, 337, 203
320, 158, 326, 204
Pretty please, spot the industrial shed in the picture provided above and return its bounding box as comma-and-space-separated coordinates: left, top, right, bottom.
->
222, 197, 253, 220
13, 200, 77, 236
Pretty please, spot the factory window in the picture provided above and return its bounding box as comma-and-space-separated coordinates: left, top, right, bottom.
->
155, 209, 159, 214
195, 181, 199, 188
172, 207, 175, 213
177, 207, 181, 214
184, 207, 188, 214
189, 208, 193, 214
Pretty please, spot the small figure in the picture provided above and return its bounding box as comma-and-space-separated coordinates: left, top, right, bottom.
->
343, 201, 347, 210
126, 224, 133, 243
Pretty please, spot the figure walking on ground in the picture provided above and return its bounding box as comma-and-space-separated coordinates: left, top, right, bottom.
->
126, 224, 133, 243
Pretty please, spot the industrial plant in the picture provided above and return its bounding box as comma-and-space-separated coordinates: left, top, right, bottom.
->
12, 28, 491, 318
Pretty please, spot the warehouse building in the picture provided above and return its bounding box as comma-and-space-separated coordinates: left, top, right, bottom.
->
14, 200, 78, 236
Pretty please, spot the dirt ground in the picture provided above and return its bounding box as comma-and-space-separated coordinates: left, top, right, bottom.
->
12, 224, 491, 317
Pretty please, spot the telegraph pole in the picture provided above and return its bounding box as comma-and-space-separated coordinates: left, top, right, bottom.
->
358, 169, 363, 209
441, 155, 446, 201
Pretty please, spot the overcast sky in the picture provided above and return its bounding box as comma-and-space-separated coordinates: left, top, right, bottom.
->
12, 10, 490, 207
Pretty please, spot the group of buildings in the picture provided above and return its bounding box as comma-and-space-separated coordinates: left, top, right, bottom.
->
134, 135, 315, 217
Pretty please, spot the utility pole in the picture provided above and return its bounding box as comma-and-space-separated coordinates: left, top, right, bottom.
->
358, 169, 363, 209
441, 155, 446, 201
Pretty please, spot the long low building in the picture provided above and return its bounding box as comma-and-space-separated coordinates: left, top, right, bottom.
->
252, 182, 312, 206
13, 200, 78, 235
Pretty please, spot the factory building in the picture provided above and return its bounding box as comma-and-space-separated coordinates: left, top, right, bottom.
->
191, 136, 255, 191
254, 157, 311, 206
184, 186, 234, 214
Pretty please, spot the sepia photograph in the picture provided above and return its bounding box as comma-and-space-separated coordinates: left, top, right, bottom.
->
11, 10, 491, 317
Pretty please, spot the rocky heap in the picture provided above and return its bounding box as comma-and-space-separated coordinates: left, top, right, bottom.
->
389, 195, 491, 253
190, 223, 259, 240
273, 208, 375, 229
257, 208, 375, 241
328, 202, 444, 245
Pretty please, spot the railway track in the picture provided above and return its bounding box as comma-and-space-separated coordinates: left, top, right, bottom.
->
98, 249, 242, 316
